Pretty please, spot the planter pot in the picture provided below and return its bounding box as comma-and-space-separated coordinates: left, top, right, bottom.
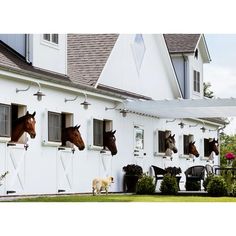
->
124, 175, 140, 193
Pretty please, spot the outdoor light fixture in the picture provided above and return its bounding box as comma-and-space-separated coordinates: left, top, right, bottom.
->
80, 94, 91, 110
120, 108, 128, 117
200, 126, 206, 133
105, 102, 128, 117
178, 120, 185, 129
16, 81, 45, 101
65, 93, 91, 110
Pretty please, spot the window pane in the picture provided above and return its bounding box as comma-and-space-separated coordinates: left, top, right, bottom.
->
158, 130, 166, 153
43, 34, 50, 41
0, 104, 10, 137
204, 138, 210, 157
183, 135, 189, 155
52, 34, 58, 44
135, 127, 144, 150
48, 112, 61, 142
93, 119, 103, 146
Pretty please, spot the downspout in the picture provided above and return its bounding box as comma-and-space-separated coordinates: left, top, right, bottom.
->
25, 34, 30, 64
183, 54, 188, 99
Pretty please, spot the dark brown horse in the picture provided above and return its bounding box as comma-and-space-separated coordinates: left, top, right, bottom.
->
189, 141, 199, 157
209, 138, 219, 155
104, 130, 117, 156
11, 111, 36, 142
61, 125, 85, 150
165, 134, 178, 153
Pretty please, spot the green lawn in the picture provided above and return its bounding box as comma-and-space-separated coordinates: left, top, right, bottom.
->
7, 194, 236, 202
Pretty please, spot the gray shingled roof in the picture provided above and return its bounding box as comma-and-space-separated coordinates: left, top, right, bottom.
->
67, 34, 118, 86
164, 34, 201, 54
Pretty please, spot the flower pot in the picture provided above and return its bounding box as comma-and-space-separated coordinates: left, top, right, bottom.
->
124, 175, 139, 193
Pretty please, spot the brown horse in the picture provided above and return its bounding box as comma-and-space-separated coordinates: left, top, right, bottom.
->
209, 138, 219, 155
61, 125, 85, 150
165, 134, 178, 153
104, 130, 117, 156
11, 111, 36, 142
189, 141, 199, 157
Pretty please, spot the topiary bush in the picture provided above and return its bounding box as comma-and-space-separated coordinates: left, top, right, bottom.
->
207, 175, 228, 197
160, 174, 178, 195
136, 174, 155, 194
185, 180, 201, 191
203, 174, 214, 191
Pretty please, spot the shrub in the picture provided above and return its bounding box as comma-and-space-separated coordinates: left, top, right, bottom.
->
185, 180, 201, 191
123, 164, 143, 176
160, 174, 178, 195
136, 174, 155, 194
207, 176, 228, 197
203, 174, 214, 191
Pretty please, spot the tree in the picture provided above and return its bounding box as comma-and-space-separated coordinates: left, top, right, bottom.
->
204, 82, 214, 98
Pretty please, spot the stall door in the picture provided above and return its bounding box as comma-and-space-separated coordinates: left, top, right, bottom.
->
6, 144, 26, 194
57, 149, 73, 193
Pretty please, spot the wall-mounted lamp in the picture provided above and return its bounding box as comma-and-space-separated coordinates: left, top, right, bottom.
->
120, 108, 128, 117
80, 94, 91, 110
16, 81, 45, 101
105, 102, 128, 117
178, 120, 185, 129
200, 126, 206, 133
65, 93, 91, 110
200, 121, 206, 133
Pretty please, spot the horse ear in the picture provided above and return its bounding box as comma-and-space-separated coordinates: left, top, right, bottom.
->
32, 112, 36, 117
74, 125, 78, 129
172, 134, 175, 138
77, 125, 81, 129
112, 130, 116, 135
192, 141, 195, 145
26, 111, 29, 115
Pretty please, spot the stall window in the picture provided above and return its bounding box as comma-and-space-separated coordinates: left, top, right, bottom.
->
93, 119, 113, 147
158, 130, 171, 153
0, 104, 10, 137
11, 104, 27, 143
183, 134, 194, 155
61, 112, 73, 147
204, 138, 210, 157
48, 112, 61, 142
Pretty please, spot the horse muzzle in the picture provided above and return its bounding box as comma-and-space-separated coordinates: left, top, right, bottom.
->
111, 150, 117, 156
173, 148, 178, 153
30, 133, 36, 139
78, 145, 85, 151
195, 153, 200, 157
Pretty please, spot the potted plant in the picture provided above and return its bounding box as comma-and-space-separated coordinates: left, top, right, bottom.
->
123, 164, 143, 193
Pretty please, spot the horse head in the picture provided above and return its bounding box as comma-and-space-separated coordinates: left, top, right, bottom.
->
104, 130, 117, 156
23, 111, 36, 139
62, 125, 85, 150
209, 138, 219, 155
165, 134, 178, 153
189, 141, 199, 157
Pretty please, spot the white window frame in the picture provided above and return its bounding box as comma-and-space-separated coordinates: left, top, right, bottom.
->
154, 129, 171, 157
0, 103, 11, 139
87, 117, 113, 151
179, 134, 194, 159
193, 70, 200, 93
41, 34, 59, 49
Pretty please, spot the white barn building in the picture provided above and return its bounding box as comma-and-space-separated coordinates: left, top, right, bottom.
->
0, 34, 225, 195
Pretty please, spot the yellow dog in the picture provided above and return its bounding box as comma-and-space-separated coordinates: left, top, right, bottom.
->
92, 176, 114, 195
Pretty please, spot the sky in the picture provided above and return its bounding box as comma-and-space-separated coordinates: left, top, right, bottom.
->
204, 35, 236, 134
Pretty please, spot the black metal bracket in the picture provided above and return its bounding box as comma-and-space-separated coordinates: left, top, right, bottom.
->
7, 143, 16, 147
7, 190, 16, 194
58, 189, 66, 193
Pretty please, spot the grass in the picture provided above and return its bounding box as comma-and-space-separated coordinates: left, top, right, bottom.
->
5, 194, 236, 202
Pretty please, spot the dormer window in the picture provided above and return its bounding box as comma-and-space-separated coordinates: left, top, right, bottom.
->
43, 34, 59, 44
193, 70, 200, 93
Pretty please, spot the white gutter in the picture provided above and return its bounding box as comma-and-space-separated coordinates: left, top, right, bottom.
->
0, 68, 124, 103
